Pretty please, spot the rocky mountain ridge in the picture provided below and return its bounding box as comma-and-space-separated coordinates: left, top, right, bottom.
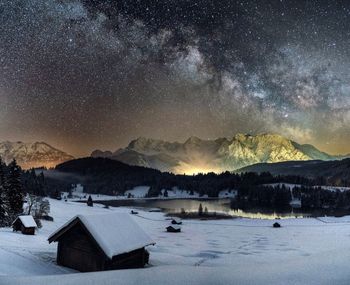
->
0, 141, 74, 169
91, 133, 338, 174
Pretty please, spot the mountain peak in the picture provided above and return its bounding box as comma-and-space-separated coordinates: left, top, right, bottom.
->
0, 141, 74, 169
184, 136, 202, 145
92, 133, 337, 174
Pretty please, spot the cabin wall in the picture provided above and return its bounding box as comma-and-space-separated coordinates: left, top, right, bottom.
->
12, 220, 22, 232
21, 226, 35, 235
57, 225, 106, 272
106, 248, 149, 270
12, 220, 35, 235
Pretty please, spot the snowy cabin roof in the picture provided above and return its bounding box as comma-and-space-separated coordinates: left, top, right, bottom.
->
48, 213, 155, 259
171, 217, 182, 223
167, 225, 181, 230
12, 215, 37, 228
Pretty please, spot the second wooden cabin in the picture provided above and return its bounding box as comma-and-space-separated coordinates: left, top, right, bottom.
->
166, 225, 181, 233
171, 217, 182, 225
48, 213, 155, 272
12, 215, 37, 235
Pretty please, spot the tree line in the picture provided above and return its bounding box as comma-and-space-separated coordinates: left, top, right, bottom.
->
0, 159, 24, 226
53, 158, 315, 198
0, 159, 51, 226
4, 156, 350, 213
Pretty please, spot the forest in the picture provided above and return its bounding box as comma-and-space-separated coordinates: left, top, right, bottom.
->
2, 157, 350, 216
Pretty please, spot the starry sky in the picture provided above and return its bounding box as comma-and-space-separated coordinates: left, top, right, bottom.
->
1, 0, 350, 156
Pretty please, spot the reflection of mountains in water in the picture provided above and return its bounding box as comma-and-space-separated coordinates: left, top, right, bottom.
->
96, 198, 349, 219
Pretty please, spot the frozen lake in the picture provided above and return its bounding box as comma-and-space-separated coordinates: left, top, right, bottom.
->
96, 198, 350, 219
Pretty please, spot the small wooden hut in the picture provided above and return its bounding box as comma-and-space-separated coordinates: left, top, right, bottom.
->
48, 213, 155, 272
166, 225, 181, 233
171, 217, 182, 225
12, 215, 37, 235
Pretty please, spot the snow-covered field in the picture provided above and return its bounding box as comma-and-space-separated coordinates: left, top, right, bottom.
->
266, 183, 350, 192
65, 185, 236, 201
1, 198, 350, 284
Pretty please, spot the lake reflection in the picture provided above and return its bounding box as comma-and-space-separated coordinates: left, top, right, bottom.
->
99, 198, 311, 219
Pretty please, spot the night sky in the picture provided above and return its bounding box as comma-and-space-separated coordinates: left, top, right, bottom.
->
1, 0, 350, 156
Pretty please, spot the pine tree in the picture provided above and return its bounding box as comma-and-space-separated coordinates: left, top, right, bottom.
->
87, 195, 93, 207
204, 206, 208, 215
198, 203, 203, 216
0, 158, 8, 225
6, 159, 23, 219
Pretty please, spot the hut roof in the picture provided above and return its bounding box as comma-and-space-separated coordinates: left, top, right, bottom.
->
12, 215, 37, 228
167, 225, 181, 230
171, 217, 181, 223
48, 213, 155, 259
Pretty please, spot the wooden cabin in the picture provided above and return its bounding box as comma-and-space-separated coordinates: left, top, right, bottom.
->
12, 215, 37, 235
166, 225, 181, 233
171, 217, 182, 225
48, 213, 155, 272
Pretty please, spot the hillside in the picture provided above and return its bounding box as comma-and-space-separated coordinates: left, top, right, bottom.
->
54, 157, 163, 195
236, 158, 350, 181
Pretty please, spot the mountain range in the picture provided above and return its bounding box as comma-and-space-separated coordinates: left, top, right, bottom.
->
0, 141, 74, 169
0, 134, 344, 172
91, 133, 342, 174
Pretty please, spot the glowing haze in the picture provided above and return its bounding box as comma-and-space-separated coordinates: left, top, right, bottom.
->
1, 0, 350, 157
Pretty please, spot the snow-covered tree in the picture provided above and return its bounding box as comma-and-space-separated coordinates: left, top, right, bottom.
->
6, 160, 23, 219
37, 199, 50, 217
24, 194, 36, 216
163, 189, 168, 197
0, 158, 8, 226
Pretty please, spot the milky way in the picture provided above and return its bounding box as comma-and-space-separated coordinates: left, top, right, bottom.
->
1, 0, 350, 156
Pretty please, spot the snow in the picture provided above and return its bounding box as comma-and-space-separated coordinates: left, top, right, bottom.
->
4, 265, 340, 285
263, 183, 301, 189
316, 185, 350, 192
125, 186, 150, 198
218, 189, 237, 198
64, 185, 212, 201
265, 183, 350, 193
2, 198, 350, 284
72, 184, 84, 193
13, 215, 37, 228
161, 187, 209, 198
49, 213, 155, 259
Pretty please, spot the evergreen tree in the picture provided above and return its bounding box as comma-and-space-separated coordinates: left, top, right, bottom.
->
204, 206, 208, 215
0, 158, 8, 225
87, 195, 93, 207
198, 203, 203, 216
6, 160, 23, 219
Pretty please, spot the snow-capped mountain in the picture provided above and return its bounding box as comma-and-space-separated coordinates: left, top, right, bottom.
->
0, 141, 74, 169
91, 133, 339, 174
